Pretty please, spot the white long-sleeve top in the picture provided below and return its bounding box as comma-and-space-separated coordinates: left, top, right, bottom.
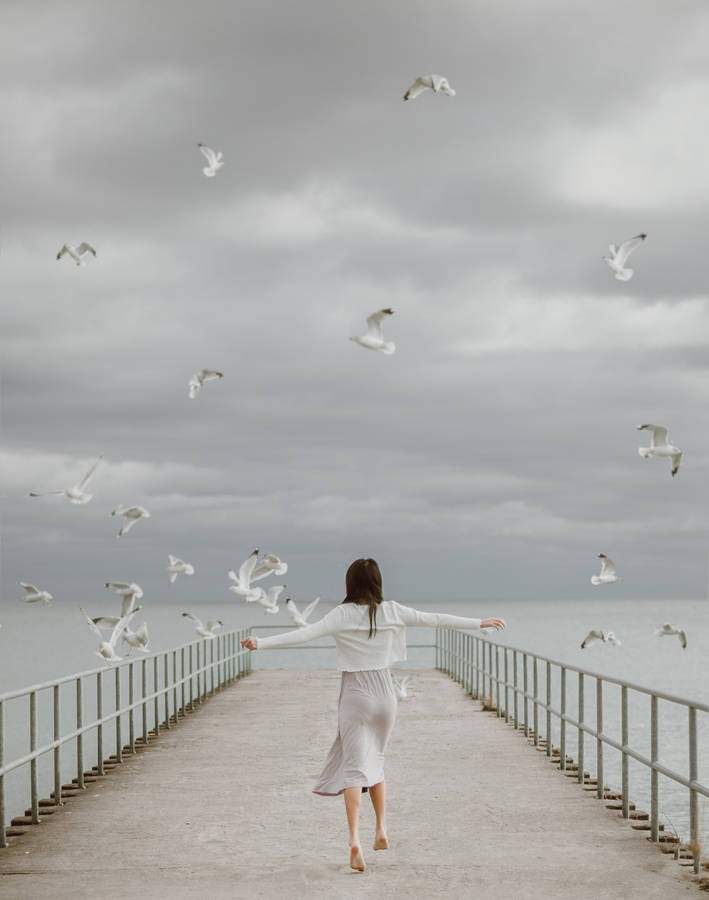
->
256, 600, 483, 672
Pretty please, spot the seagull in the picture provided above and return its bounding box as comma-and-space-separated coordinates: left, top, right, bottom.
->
636, 424, 683, 477
167, 555, 195, 584
104, 582, 144, 616
393, 675, 412, 700
56, 242, 97, 266
29, 455, 103, 505
591, 554, 622, 586
188, 369, 223, 399
655, 623, 687, 649
350, 308, 395, 355
251, 553, 288, 581
580, 630, 622, 649
255, 585, 284, 615
198, 144, 224, 177
122, 622, 150, 653
403, 74, 456, 101
602, 234, 646, 281
80, 606, 139, 662
181, 612, 223, 639
285, 596, 320, 627
111, 505, 151, 538
227, 549, 262, 601
18, 582, 52, 605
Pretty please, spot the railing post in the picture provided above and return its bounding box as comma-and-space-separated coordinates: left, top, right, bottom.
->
577, 672, 584, 784
435, 628, 440, 670
689, 706, 699, 874
153, 656, 160, 735
560, 667, 566, 770
210, 640, 216, 695
532, 657, 539, 745
181, 647, 186, 716
504, 649, 510, 723
195, 643, 201, 704
495, 646, 501, 717
545, 661, 551, 757
650, 695, 658, 840
96, 672, 104, 775
53, 684, 62, 807
164, 653, 170, 728
76, 676, 84, 789
30, 691, 39, 823
622, 686, 629, 819
513, 650, 518, 729
189, 644, 195, 710
115, 667, 122, 763
0, 699, 5, 848
523, 653, 529, 737
141, 658, 148, 745
128, 662, 135, 754
596, 678, 604, 799
172, 650, 178, 719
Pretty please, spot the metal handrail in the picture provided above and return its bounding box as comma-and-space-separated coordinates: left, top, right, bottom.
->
0, 627, 253, 849
436, 629, 708, 875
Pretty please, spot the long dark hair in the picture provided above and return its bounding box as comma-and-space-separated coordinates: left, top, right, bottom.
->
343, 558, 384, 638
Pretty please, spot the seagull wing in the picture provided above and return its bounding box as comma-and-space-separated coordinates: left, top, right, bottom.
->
205, 620, 222, 633
581, 630, 603, 648
76, 242, 96, 257
678, 630, 687, 648
599, 557, 616, 577
615, 234, 646, 266
198, 369, 223, 382
57, 245, 69, 259
198, 144, 217, 167
365, 308, 394, 339
403, 76, 430, 100
637, 424, 668, 447
238, 550, 259, 586
77, 455, 103, 489
80, 607, 104, 640
266, 585, 285, 605
250, 563, 272, 582
109, 609, 138, 648
105, 582, 131, 593
301, 596, 321, 620
20, 582, 39, 594
182, 611, 204, 629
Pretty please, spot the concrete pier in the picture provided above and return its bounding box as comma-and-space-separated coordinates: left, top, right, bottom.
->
0, 669, 698, 899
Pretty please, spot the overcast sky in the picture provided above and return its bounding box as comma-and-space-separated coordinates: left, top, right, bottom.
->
2, 0, 708, 612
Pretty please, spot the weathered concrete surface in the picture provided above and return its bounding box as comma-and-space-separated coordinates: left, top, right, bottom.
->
0, 669, 697, 899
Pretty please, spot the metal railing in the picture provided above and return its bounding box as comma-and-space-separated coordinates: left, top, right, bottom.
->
0, 627, 252, 847
436, 629, 709, 875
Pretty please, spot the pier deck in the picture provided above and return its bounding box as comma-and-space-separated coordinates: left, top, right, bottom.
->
0, 669, 697, 899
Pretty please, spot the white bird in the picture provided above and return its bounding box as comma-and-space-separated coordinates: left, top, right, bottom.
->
188, 369, 223, 399
350, 308, 395, 355
19, 582, 52, 605
393, 675, 412, 700
56, 242, 97, 266
591, 554, 622, 586
122, 622, 150, 653
602, 233, 646, 281
251, 553, 288, 581
227, 549, 262, 601
636, 424, 683, 477
580, 630, 622, 649
167, 555, 195, 584
29, 455, 103, 505
255, 585, 285, 614
80, 606, 139, 663
655, 623, 687, 649
182, 612, 223, 639
285, 596, 320, 627
104, 582, 144, 618
111, 505, 151, 538
198, 144, 224, 177
403, 74, 456, 101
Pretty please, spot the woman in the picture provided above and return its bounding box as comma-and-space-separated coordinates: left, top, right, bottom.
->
240, 557, 505, 873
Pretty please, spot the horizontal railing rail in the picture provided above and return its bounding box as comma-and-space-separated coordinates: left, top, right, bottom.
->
436, 630, 708, 875
0, 627, 253, 848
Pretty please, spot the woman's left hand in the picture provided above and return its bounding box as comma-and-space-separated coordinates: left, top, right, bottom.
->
241, 637, 258, 650
481, 618, 506, 630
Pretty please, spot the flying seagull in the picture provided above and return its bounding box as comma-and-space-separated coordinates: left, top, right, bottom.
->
350, 308, 395, 355
255, 584, 284, 615
393, 675, 413, 700
182, 612, 223, 639
591, 554, 621, 586
111, 505, 151, 538
18, 582, 52, 605
285, 596, 320, 627
602, 234, 646, 281
655, 623, 687, 649
122, 622, 150, 653
636, 424, 683, 477
403, 74, 456, 101
57, 242, 97, 266
580, 630, 622, 649
188, 369, 223, 399
227, 549, 262, 602
198, 144, 224, 177
167, 555, 195, 583
29, 455, 103, 505
251, 553, 288, 581
80, 606, 139, 663
104, 582, 144, 617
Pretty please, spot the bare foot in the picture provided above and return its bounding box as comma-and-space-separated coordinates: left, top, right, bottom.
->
373, 833, 389, 851
350, 845, 366, 872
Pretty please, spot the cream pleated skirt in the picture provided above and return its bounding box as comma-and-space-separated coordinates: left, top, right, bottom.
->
313, 668, 398, 796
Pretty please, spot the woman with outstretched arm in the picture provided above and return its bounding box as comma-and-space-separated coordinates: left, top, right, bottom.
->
241, 557, 506, 873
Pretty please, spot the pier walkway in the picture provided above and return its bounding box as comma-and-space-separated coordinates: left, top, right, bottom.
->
0, 669, 697, 899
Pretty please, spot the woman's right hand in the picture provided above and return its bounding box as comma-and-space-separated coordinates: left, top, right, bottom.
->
241, 637, 258, 650
481, 618, 506, 631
